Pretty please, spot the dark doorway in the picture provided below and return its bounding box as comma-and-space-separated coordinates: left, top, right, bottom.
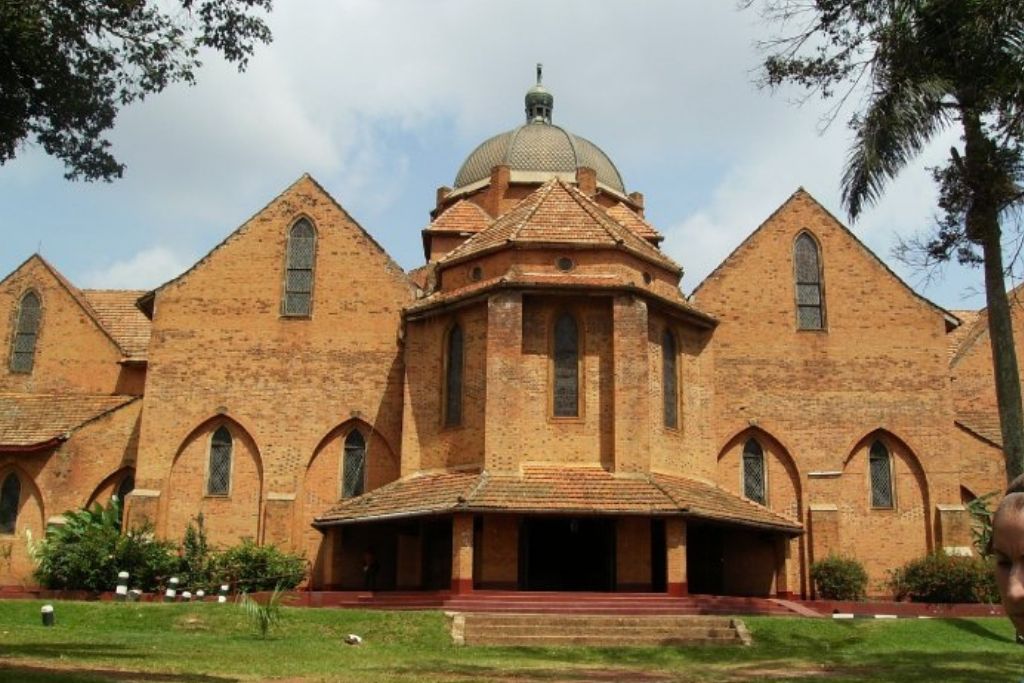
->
519, 517, 615, 591
650, 519, 667, 593
687, 523, 724, 595
421, 518, 452, 590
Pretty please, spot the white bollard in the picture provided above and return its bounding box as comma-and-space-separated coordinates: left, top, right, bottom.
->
217, 584, 229, 604
115, 571, 129, 600
196, 589, 205, 601
181, 591, 192, 602
41, 604, 54, 627
165, 577, 179, 602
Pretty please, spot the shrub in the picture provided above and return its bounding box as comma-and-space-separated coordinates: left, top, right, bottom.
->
887, 552, 999, 603
810, 555, 868, 600
33, 498, 177, 592
214, 539, 306, 592
179, 514, 216, 591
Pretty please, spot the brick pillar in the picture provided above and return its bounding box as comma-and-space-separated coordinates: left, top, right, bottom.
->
576, 166, 597, 197
808, 504, 839, 597
318, 527, 339, 589
451, 513, 475, 594
124, 489, 159, 532
666, 518, 688, 596
616, 517, 652, 591
487, 165, 511, 216
484, 292, 523, 471
612, 295, 650, 473
774, 535, 794, 599
936, 504, 974, 555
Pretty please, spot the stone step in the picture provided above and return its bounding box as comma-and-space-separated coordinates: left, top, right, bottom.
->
459, 613, 735, 627
461, 633, 744, 647
466, 624, 741, 639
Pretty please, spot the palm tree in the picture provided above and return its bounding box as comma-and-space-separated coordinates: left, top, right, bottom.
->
750, 0, 1024, 480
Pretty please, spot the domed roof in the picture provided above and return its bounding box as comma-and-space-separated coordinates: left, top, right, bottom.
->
453, 66, 626, 194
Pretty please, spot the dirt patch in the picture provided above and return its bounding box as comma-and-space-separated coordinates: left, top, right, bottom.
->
724, 663, 845, 680
0, 659, 237, 682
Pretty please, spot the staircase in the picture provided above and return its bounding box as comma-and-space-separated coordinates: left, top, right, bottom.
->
449, 612, 752, 646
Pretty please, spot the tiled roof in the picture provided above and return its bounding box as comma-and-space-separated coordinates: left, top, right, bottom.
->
403, 271, 716, 327
947, 309, 980, 361
650, 473, 802, 532
0, 393, 139, 448
80, 290, 152, 358
406, 264, 435, 291
956, 411, 1002, 447
427, 200, 492, 233
316, 465, 802, 534
438, 180, 681, 273
604, 203, 661, 242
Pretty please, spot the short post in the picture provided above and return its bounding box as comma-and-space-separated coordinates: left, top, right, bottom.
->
218, 584, 229, 604
164, 577, 179, 602
181, 591, 192, 602
41, 604, 54, 627
115, 571, 129, 601
195, 589, 205, 601
128, 589, 142, 602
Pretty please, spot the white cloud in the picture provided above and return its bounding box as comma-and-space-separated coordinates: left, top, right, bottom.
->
81, 246, 193, 290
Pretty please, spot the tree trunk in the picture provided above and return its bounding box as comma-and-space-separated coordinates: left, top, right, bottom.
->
964, 111, 1024, 483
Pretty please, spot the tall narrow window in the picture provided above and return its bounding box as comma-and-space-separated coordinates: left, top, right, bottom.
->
794, 233, 825, 330
207, 426, 232, 496
115, 471, 135, 525
444, 324, 464, 427
662, 329, 678, 429
342, 430, 366, 499
10, 291, 41, 373
553, 313, 579, 417
0, 473, 21, 534
870, 440, 894, 508
283, 219, 316, 316
743, 439, 766, 505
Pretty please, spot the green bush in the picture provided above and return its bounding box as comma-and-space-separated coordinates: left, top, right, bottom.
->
214, 539, 306, 592
887, 552, 998, 603
810, 555, 868, 600
33, 498, 177, 592
179, 514, 216, 591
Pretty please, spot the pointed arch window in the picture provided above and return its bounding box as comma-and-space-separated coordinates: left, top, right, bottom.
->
207, 426, 233, 496
342, 430, 366, 499
115, 471, 135, 525
444, 324, 464, 427
10, 291, 41, 373
283, 219, 316, 317
0, 473, 21, 534
662, 329, 678, 429
743, 439, 766, 505
869, 440, 894, 508
553, 313, 580, 417
794, 233, 825, 330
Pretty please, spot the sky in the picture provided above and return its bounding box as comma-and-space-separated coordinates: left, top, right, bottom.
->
0, 0, 996, 310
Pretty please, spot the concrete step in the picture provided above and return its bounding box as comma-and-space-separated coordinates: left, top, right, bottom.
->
466, 625, 741, 639
460, 613, 734, 627
461, 633, 744, 647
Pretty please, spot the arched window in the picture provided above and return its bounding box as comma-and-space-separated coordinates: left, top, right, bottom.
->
444, 324, 464, 427
10, 291, 41, 373
0, 473, 21, 534
662, 329, 678, 429
743, 439, 766, 505
794, 233, 825, 330
283, 219, 316, 316
207, 426, 233, 496
115, 471, 135, 525
869, 440, 894, 508
552, 313, 579, 417
342, 430, 366, 499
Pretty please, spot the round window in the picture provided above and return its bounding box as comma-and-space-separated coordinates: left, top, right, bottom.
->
556, 257, 574, 272
642, 271, 652, 285
470, 266, 483, 282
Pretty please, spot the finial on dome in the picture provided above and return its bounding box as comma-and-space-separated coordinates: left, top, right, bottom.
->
525, 63, 553, 124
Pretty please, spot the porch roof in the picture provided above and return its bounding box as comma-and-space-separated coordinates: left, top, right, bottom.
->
313, 466, 802, 535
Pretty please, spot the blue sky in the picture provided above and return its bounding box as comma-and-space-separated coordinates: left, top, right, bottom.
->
0, 1, 993, 310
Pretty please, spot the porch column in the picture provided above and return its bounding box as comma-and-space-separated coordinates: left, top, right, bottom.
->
666, 518, 688, 596
451, 513, 475, 594
774, 535, 794, 599
319, 527, 339, 589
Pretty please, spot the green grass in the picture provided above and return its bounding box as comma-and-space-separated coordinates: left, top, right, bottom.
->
0, 600, 1021, 682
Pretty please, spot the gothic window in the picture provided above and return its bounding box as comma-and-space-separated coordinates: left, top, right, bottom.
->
662, 329, 678, 429
10, 291, 41, 373
283, 218, 316, 316
552, 312, 579, 417
342, 430, 366, 499
743, 439, 766, 505
0, 473, 20, 534
870, 440, 894, 508
794, 233, 825, 330
115, 471, 135, 524
207, 426, 232, 496
444, 324, 463, 427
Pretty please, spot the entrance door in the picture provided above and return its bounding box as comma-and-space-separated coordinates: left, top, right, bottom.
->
687, 523, 724, 595
519, 517, 615, 591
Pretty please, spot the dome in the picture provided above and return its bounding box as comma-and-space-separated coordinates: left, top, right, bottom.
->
453, 66, 626, 194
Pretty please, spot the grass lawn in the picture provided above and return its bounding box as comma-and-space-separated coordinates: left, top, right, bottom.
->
0, 600, 1020, 682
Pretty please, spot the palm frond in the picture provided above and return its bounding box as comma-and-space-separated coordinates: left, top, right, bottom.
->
843, 76, 953, 219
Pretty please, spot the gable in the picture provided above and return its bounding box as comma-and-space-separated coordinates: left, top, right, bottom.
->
691, 189, 957, 333
0, 256, 126, 393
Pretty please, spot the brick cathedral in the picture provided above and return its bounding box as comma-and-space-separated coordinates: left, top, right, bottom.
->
0, 72, 1011, 598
